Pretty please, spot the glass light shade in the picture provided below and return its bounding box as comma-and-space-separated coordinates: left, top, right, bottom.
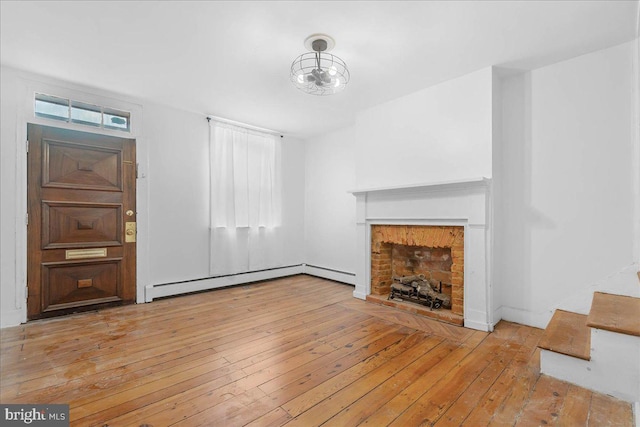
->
290, 51, 350, 95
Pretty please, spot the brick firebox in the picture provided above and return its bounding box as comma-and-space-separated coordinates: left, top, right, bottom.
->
370, 224, 464, 316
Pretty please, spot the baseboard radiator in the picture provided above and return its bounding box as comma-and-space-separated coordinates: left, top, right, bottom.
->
144, 264, 355, 302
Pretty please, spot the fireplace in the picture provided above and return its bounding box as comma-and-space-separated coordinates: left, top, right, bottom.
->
369, 225, 464, 322
350, 178, 495, 332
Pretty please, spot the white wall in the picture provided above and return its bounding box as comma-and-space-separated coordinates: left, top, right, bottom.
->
497, 40, 637, 328
355, 67, 494, 189
280, 137, 307, 268
0, 67, 24, 327
0, 66, 306, 327
491, 69, 503, 324
145, 104, 210, 284
304, 126, 356, 276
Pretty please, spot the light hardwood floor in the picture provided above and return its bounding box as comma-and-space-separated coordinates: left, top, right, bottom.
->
0, 275, 633, 426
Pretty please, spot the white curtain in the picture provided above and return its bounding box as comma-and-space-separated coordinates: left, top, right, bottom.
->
209, 121, 283, 275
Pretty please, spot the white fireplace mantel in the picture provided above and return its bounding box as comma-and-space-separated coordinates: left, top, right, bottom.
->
349, 177, 497, 332
349, 177, 490, 196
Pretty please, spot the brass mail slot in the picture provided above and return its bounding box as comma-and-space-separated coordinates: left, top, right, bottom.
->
65, 248, 107, 260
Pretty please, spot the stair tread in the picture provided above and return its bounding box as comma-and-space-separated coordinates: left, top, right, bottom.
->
587, 292, 640, 337
539, 309, 590, 360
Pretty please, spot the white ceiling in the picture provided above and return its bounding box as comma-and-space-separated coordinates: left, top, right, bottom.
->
1, 1, 638, 139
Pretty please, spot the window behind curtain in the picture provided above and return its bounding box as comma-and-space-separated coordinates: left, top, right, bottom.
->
209, 122, 282, 229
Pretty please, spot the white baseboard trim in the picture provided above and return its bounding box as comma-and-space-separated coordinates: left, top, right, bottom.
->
353, 290, 367, 300
1, 308, 26, 328
464, 318, 492, 332
500, 305, 554, 329
302, 264, 356, 285
145, 265, 304, 302
491, 306, 503, 329
144, 264, 357, 303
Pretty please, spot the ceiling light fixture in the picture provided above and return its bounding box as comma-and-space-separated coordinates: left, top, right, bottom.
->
290, 34, 350, 96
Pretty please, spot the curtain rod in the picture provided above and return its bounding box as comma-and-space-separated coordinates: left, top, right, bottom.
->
206, 115, 283, 138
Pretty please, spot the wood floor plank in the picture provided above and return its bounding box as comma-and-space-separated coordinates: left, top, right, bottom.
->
220, 309, 373, 368
235, 316, 378, 375
233, 332, 368, 392
244, 328, 416, 425
70, 357, 233, 421
283, 334, 445, 426
588, 391, 634, 426
557, 385, 592, 427
244, 407, 293, 427
2, 291, 275, 372
115, 325, 409, 427
258, 325, 412, 397
357, 341, 481, 427
434, 327, 525, 426
0, 275, 633, 426
461, 326, 543, 425
488, 343, 542, 426
323, 341, 458, 426
387, 329, 518, 426
98, 374, 252, 426
514, 374, 570, 426
281, 330, 432, 419
173, 387, 268, 427
1, 346, 220, 403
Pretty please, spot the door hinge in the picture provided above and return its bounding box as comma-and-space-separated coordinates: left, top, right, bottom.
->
26, 140, 29, 153
136, 163, 139, 179
25, 213, 28, 226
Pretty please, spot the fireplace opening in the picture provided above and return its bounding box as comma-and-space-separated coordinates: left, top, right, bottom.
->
393, 244, 452, 292
389, 245, 453, 307
368, 225, 464, 325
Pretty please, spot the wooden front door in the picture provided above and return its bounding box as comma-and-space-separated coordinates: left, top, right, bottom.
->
27, 124, 136, 319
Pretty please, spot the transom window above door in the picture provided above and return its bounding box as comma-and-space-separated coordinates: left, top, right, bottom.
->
34, 93, 131, 132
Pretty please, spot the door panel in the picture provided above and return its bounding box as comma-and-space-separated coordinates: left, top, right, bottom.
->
42, 202, 122, 248
42, 259, 122, 312
43, 139, 123, 191
28, 124, 136, 319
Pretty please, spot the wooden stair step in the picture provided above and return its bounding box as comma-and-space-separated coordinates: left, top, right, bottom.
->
538, 310, 590, 360
587, 292, 640, 337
